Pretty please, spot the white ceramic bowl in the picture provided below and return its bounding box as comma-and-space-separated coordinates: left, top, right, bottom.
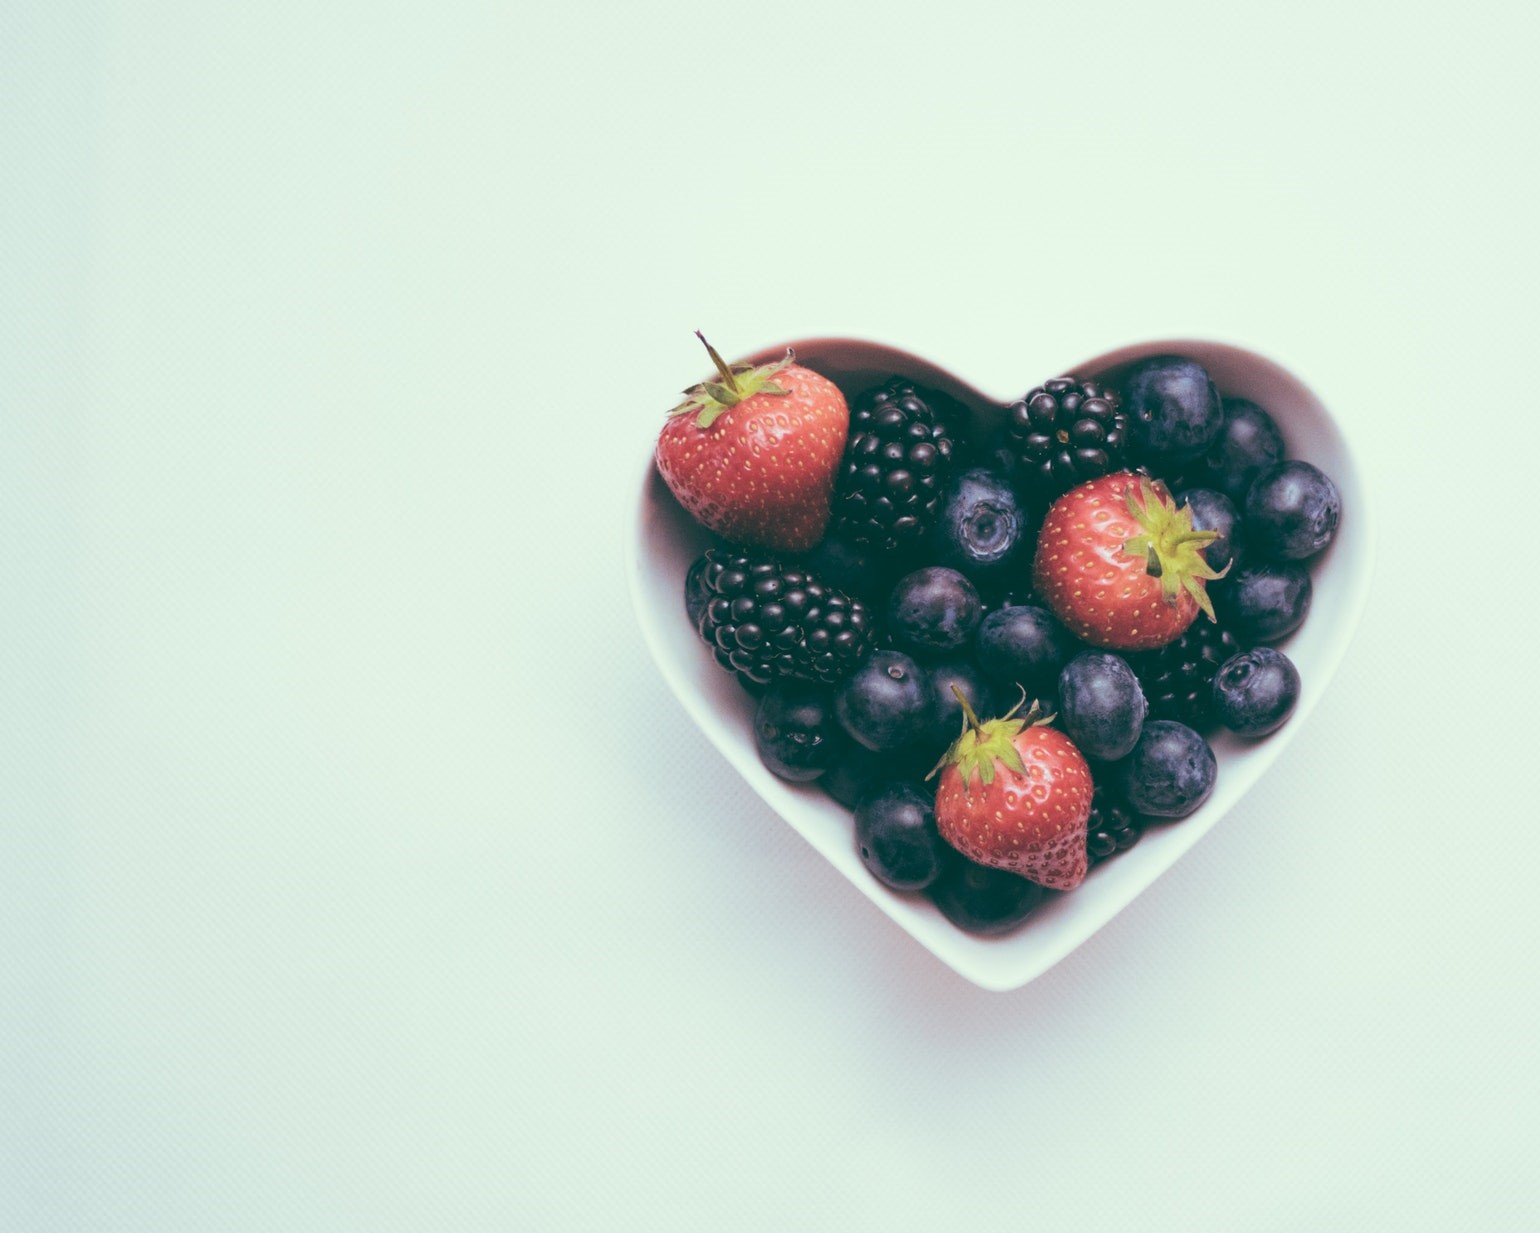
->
627, 337, 1374, 990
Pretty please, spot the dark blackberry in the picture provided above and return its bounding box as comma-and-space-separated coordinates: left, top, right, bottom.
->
832, 379, 958, 552
1128, 619, 1244, 729
696, 549, 875, 688
1003, 377, 1128, 504
1086, 781, 1144, 865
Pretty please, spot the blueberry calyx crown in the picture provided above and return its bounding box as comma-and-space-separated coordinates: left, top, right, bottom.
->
668, 331, 794, 428
1118, 476, 1229, 621
929, 687, 1053, 791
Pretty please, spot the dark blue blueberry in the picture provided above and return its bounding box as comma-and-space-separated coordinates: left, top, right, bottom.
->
796, 532, 890, 607
928, 855, 1047, 935
753, 681, 848, 782
1215, 561, 1312, 643
1057, 651, 1147, 762
1175, 487, 1243, 576
1193, 398, 1286, 503
854, 781, 948, 891
835, 649, 934, 753
1121, 355, 1225, 466
931, 467, 1029, 589
821, 743, 926, 810
684, 553, 713, 630
1119, 720, 1217, 818
974, 604, 1073, 696
926, 658, 993, 750
886, 566, 982, 657
1244, 461, 1342, 561
1212, 647, 1301, 738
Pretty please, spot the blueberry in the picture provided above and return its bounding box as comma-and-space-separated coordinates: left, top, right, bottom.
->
887, 566, 982, 657
1215, 561, 1311, 643
1119, 720, 1217, 818
1244, 461, 1342, 561
1212, 647, 1301, 738
854, 781, 948, 891
1175, 487, 1243, 575
929, 856, 1047, 935
1058, 651, 1147, 761
974, 604, 1073, 695
1121, 355, 1225, 466
927, 658, 993, 750
684, 553, 713, 630
821, 743, 925, 810
797, 532, 889, 606
835, 650, 935, 753
1193, 398, 1286, 503
754, 681, 848, 782
931, 467, 1028, 589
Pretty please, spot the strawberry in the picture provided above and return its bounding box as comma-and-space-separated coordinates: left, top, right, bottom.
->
1032, 472, 1227, 651
931, 692, 1093, 892
655, 333, 849, 553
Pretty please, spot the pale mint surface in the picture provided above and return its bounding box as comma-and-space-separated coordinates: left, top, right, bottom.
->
3, 1, 1537, 1230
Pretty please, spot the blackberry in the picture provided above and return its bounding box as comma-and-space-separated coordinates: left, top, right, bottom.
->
833, 379, 958, 552
695, 549, 875, 688
1003, 377, 1128, 504
1128, 619, 1244, 729
1086, 781, 1144, 865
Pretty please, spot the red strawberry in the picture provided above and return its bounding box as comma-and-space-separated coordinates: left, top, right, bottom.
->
931, 693, 1093, 892
1032, 472, 1226, 651
655, 333, 849, 553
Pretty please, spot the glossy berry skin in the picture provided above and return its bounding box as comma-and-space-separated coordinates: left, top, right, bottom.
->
1129, 618, 1244, 730
854, 781, 948, 891
935, 714, 1093, 890
832, 379, 957, 553
1181, 398, 1286, 503
974, 605, 1073, 695
835, 650, 934, 753
753, 681, 847, 783
928, 856, 1047, 936
821, 743, 925, 810
931, 468, 1029, 590
1175, 487, 1243, 575
886, 566, 982, 657
1121, 355, 1224, 467
1086, 781, 1145, 865
1033, 472, 1223, 651
1002, 377, 1128, 503
696, 550, 874, 687
926, 659, 993, 751
1057, 651, 1147, 762
684, 553, 714, 629
1216, 562, 1312, 643
1244, 461, 1342, 561
1212, 647, 1301, 738
656, 347, 849, 553
1119, 720, 1217, 819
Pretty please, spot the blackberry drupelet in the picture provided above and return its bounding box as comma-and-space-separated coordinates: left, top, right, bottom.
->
832, 379, 958, 552
695, 549, 875, 688
1003, 377, 1128, 503
1086, 781, 1144, 865
1128, 619, 1244, 729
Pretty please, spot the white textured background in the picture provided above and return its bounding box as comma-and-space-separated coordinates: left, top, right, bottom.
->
4, 1, 1539, 1229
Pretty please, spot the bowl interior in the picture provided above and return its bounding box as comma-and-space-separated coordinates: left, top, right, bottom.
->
627, 337, 1373, 990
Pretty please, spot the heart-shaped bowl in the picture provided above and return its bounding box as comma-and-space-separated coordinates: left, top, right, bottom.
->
627, 337, 1373, 990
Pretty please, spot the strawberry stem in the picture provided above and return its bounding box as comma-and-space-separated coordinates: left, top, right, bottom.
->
695, 330, 740, 395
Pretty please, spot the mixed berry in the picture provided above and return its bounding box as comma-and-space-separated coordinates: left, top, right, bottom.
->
656, 338, 1343, 937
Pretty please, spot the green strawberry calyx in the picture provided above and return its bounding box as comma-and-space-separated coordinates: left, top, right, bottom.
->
667, 331, 795, 429
928, 688, 1053, 793
1119, 476, 1230, 620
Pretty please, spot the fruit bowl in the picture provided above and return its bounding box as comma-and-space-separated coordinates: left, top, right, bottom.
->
626, 337, 1374, 990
